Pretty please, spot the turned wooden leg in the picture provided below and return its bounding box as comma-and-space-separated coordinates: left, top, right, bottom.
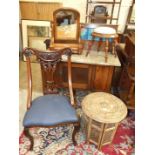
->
24, 128, 34, 151
86, 40, 94, 56
103, 41, 106, 52
105, 39, 109, 62
72, 123, 80, 145
97, 38, 103, 52
114, 38, 118, 57
109, 40, 113, 53
78, 44, 83, 55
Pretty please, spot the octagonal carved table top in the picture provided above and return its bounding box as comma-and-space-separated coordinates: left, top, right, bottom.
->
81, 92, 127, 123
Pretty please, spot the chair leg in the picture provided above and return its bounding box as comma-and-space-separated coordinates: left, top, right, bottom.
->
72, 123, 80, 145
24, 128, 34, 151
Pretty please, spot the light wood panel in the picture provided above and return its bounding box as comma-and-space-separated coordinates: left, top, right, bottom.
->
20, 2, 63, 21
37, 2, 63, 21
20, 2, 37, 20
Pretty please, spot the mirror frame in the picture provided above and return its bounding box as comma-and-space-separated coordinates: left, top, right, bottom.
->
52, 7, 80, 44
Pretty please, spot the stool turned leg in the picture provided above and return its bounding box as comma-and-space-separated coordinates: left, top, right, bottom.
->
97, 38, 103, 52
113, 38, 118, 57
79, 41, 85, 55
105, 39, 109, 62
86, 40, 93, 56
109, 41, 113, 53
72, 123, 80, 145
112, 39, 115, 55
24, 128, 34, 151
78, 46, 83, 55
103, 40, 106, 53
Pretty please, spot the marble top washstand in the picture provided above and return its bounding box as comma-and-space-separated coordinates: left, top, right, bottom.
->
62, 50, 121, 67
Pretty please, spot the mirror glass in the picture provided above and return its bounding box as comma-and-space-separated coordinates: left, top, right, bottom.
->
55, 10, 78, 40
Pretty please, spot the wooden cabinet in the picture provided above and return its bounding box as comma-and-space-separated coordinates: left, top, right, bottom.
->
85, 0, 122, 24
117, 33, 135, 109
56, 62, 114, 92
118, 67, 135, 108
93, 66, 114, 91
19, 1, 62, 21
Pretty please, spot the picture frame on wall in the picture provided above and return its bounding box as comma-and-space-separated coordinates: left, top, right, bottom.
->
21, 20, 51, 61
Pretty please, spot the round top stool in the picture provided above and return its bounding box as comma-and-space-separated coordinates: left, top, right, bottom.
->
93, 26, 117, 35
92, 27, 118, 62
81, 92, 127, 150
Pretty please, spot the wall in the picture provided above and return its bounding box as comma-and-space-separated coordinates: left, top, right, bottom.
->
19, 0, 134, 33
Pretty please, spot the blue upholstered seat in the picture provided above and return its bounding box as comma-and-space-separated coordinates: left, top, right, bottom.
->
23, 95, 78, 127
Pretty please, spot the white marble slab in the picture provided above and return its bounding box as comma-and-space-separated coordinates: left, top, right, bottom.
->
62, 50, 121, 67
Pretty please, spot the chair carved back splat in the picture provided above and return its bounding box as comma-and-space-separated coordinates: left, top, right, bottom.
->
23, 47, 74, 109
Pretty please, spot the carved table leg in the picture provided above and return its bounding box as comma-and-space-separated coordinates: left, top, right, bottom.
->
72, 123, 80, 145
24, 128, 34, 151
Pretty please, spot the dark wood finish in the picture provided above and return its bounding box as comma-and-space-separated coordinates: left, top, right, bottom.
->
86, 32, 118, 62
90, 5, 109, 23
80, 24, 118, 57
49, 7, 83, 54
118, 67, 135, 108
60, 63, 91, 89
93, 66, 114, 91
24, 128, 34, 150
85, 0, 122, 24
72, 124, 80, 145
22, 47, 80, 150
23, 47, 75, 107
45, 24, 118, 55
58, 62, 114, 92
117, 33, 135, 109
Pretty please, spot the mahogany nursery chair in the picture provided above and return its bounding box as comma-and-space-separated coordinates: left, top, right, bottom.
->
22, 47, 80, 151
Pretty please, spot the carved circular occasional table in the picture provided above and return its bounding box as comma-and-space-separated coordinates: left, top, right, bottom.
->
81, 92, 127, 150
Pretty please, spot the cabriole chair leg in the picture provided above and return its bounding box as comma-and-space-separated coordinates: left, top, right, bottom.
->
72, 123, 80, 145
24, 128, 34, 150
